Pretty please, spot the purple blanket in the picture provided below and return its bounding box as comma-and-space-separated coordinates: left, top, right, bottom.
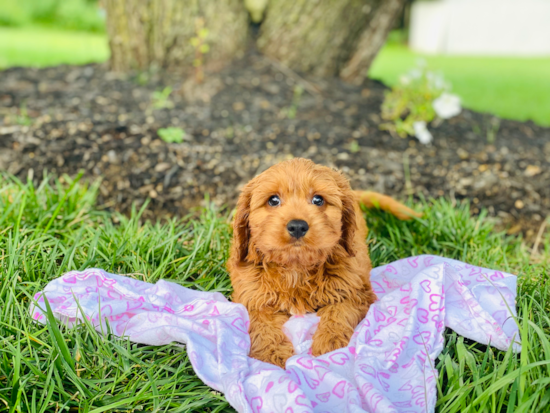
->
31, 255, 520, 413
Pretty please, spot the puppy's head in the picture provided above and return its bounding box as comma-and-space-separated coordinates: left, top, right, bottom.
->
232, 158, 357, 268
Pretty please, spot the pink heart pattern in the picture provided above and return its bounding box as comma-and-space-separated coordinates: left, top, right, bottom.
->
30, 256, 520, 413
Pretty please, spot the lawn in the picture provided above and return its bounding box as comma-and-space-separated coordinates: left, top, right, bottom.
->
369, 43, 550, 127
1, 175, 549, 412
0, 26, 109, 68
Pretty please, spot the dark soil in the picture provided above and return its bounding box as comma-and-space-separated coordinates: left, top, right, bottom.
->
1, 51, 549, 237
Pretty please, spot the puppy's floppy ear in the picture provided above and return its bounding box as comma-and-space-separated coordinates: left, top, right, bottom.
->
335, 172, 358, 257
232, 181, 254, 262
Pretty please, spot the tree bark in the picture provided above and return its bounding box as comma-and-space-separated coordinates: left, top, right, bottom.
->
340, 0, 406, 83
258, 0, 405, 81
104, 0, 249, 72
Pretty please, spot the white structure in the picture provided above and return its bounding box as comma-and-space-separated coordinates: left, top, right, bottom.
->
409, 0, 550, 56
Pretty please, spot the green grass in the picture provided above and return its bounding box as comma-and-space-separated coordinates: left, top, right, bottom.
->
370, 44, 550, 127
0, 175, 549, 411
0, 26, 109, 68
0, 0, 104, 32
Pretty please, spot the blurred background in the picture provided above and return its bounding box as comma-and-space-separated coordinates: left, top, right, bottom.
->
1, 0, 549, 236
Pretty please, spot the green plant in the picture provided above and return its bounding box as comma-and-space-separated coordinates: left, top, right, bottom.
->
370, 42, 550, 127
158, 127, 185, 143
16, 101, 32, 126
135, 70, 150, 86
287, 85, 303, 119
190, 17, 210, 83
486, 116, 501, 144
225, 125, 234, 139
380, 60, 448, 138
279, 85, 303, 120
152, 86, 174, 110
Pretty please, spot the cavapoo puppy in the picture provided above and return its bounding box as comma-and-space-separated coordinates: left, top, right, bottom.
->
228, 158, 421, 367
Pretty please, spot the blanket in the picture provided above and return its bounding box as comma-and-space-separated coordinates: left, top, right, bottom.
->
30, 255, 520, 413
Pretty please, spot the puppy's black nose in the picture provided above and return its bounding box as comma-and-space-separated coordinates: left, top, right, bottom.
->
287, 219, 309, 239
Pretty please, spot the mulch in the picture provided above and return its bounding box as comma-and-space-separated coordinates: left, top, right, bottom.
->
1, 51, 549, 237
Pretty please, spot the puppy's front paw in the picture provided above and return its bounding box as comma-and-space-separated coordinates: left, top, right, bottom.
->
311, 326, 352, 357
250, 339, 294, 368
248, 310, 294, 368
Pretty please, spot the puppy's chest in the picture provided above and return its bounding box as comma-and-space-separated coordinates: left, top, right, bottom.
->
271, 270, 346, 315
277, 287, 318, 316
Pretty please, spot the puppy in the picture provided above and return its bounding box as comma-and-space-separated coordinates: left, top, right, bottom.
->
228, 158, 421, 367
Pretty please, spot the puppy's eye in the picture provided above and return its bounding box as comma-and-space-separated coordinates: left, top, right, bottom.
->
268, 195, 281, 207
312, 195, 324, 206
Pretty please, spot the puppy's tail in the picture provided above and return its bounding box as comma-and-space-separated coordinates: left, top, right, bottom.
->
354, 191, 423, 221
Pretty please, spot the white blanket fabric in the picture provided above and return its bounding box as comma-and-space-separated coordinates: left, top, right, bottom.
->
31, 255, 520, 413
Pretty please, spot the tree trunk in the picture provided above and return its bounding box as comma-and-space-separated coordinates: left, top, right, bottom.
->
340, 0, 406, 83
257, 0, 405, 81
104, 0, 249, 73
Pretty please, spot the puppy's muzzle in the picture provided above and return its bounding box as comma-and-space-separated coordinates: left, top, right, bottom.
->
287, 220, 309, 239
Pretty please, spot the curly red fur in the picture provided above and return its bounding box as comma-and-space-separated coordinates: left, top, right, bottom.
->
227, 158, 420, 367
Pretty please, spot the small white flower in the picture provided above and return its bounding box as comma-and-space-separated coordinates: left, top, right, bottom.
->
408, 68, 422, 80
426, 71, 446, 91
416, 58, 427, 68
399, 75, 411, 85
413, 121, 433, 144
433, 93, 461, 119
433, 72, 447, 90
